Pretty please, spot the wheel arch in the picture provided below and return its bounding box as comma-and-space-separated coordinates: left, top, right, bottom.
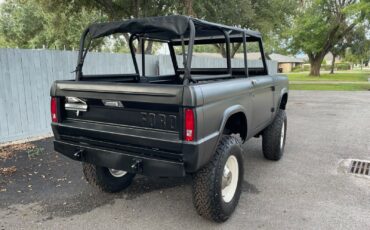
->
218, 105, 248, 142
279, 90, 288, 110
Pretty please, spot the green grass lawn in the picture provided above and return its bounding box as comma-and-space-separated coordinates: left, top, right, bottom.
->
289, 83, 370, 91
287, 72, 370, 82
286, 71, 370, 91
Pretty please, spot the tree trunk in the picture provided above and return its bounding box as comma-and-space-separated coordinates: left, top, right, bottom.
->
231, 43, 242, 58
308, 52, 327, 77
145, 40, 153, 54
134, 40, 153, 54
133, 0, 140, 18
309, 58, 323, 76
184, 0, 194, 16
214, 44, 226, 58
214, 43, 241, 58
136, 40, 142, 54
330, 54, 336, 74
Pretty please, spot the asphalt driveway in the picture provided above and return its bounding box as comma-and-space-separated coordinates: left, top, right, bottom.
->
1, 90, 370, 229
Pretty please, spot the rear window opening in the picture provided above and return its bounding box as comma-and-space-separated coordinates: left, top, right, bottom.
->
80, 36, 180, 85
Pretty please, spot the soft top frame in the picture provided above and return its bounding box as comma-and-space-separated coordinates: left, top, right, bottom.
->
75, 15, 267, 84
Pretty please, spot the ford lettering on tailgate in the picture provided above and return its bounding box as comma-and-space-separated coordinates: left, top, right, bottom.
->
140, 112, 177, 131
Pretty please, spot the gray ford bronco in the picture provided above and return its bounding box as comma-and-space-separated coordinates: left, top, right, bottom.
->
50, 15, 288, 222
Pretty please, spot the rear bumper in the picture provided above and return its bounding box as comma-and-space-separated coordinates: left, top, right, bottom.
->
54, 140, 185, 177
52, 122, 219, 176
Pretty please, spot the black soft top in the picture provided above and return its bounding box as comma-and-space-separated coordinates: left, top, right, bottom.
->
87, 15, 261, 40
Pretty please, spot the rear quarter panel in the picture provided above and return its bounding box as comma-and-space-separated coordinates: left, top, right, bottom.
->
190, 78, 254, 141
272, 74, 289, 114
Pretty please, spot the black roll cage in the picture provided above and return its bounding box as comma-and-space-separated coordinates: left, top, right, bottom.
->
75, 18, 268, 85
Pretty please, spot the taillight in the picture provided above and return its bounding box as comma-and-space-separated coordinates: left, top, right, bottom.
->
185, 108, 195, 141
51, 97, 58, 123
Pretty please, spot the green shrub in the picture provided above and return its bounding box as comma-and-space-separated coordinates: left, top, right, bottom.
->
301, 63, 352, 71
321, 65, 331, 71
292, 66, 304, 72
335, 63, 351, 70
302, 64, 310, 71
287, 62, 351, 72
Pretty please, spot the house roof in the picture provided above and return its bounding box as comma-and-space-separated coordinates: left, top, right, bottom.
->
269, 53, 304, 63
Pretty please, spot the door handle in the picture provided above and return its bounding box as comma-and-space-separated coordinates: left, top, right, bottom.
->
251, 79, 257, 86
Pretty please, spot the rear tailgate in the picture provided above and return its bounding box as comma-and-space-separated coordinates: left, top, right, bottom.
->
51, 81, 184, 162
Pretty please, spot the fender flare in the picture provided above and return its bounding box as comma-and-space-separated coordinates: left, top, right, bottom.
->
278, 87, 289, 110
217, 104, 248, 142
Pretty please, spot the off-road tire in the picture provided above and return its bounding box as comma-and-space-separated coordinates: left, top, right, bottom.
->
82, 163, 135, 193
192, 135, 244, 222
262, 109, 287, 161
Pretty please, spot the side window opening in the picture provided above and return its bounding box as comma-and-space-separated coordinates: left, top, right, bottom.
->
135, 40, 175, 77
246, 41, 264, 68
82, 35, 136, 76
173, 38, 267, 78
175, 43, 227, 69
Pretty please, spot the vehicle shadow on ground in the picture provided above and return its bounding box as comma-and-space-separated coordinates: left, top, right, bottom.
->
41, 176, 193, 218
0, 137, 263, 218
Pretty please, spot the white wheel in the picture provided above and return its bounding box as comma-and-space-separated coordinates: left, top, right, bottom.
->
108, 168, 127, 178
83, 163, 135, 193
221, 155, 239, 203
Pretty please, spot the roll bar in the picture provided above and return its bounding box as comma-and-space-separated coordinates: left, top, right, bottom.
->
75, 28, 90, 81
75, 18, 267, 84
